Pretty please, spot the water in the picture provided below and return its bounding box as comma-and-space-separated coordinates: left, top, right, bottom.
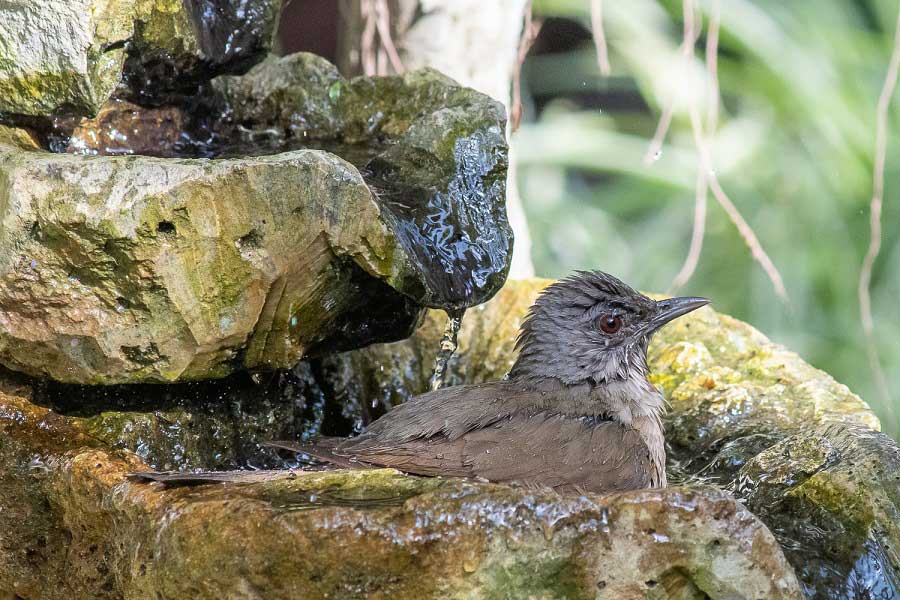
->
365, 129, 512, 310
124, 0, 280, 104
429, 309, 466, 391
30, 365, 338, 472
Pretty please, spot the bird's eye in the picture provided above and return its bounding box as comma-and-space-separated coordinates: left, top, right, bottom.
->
596, 314, 623, 334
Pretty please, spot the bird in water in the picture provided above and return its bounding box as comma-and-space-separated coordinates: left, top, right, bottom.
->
134, 271, 707, 494
271, 270, 708, 494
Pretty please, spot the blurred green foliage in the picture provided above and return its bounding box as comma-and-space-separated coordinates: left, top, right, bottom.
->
516, 0, 900, 436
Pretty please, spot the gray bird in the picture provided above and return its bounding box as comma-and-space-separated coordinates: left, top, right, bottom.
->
272, 270, 709, 494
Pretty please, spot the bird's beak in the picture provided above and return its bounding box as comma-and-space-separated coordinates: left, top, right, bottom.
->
644, 296, 710, 334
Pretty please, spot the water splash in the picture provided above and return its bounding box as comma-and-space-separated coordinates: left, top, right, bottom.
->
429, 309, 466, 391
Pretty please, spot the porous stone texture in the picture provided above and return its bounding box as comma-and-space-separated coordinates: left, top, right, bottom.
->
0, 147, 418, 383
0, 0, 282, 117
0, 372, 801, 599
0, 0, 132, 116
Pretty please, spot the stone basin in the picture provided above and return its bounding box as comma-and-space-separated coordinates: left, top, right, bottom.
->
0, 373, 801, 599
0, 54, 512, 385
4, 279, 897, 598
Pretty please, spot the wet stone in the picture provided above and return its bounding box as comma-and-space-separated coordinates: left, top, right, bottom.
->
310, 279, 895, 599
31, 365, 326, 472
0, 147, 424, 383
0, 52, 511, 384
0, 368, 802, 599
2, 278, 893, 597
0, 0, 283, 118
733, 423, 900, 599
61, 99, 187, 157
203, 53, 513, 309
125, 0, 284, 103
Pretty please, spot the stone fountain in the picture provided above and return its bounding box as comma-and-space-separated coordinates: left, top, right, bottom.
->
0, 2, 898, 599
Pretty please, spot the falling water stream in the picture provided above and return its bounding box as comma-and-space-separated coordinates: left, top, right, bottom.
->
429, 309, 466, 391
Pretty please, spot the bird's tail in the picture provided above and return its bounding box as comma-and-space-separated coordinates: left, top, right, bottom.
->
265, 438, 370, 470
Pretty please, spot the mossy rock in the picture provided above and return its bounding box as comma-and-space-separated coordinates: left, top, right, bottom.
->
125, 0, 283, 103
0, 55, 511, 384
208, 53, 513, 309
0, 147, 421, 383
32, 278, 894, 598
315, 279, 893, 598
734, 423, 900, 598
0, 370, 801, 599
0, 0, 132, 116
0, 0, 282, 117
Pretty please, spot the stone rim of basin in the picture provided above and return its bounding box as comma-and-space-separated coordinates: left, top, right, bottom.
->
0, 371, 803, 598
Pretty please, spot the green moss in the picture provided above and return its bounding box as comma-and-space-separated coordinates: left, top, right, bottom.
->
0, 124, 39, 150
0, 60, 124, 116
478, 554, 586, 600
133, 0, 199, 56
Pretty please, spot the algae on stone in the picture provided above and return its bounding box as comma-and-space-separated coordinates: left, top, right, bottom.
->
0, 0, 133, 116
209, 53, 513, 309
318, 279, 877, 436
0, 124, 39, 151
34, 365, 327, 471
126, 0, 283, 102
0, 148, 422, 383
0, 51, 513, 384
4, 277, 891, 597
734, 423, 900, 599
0, 0, 283, 117
0, 370, 801, 599
309, 279, 894, 598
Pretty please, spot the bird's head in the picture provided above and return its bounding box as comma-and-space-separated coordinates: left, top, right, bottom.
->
508, 271, 709, 386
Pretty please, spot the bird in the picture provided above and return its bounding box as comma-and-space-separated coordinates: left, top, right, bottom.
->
268, 270, 709, 494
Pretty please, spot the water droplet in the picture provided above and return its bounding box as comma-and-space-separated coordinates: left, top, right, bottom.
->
429, 308, 466, 391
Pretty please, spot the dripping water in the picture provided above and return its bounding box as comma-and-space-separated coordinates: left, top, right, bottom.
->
429, 309, 466, 391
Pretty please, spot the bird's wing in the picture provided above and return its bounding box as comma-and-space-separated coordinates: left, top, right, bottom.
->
340, 411, 654, 493
265, 438, 367, 469
341, 381, 548, 448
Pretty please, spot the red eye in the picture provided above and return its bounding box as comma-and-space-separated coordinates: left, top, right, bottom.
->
596, 315, 623, 334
